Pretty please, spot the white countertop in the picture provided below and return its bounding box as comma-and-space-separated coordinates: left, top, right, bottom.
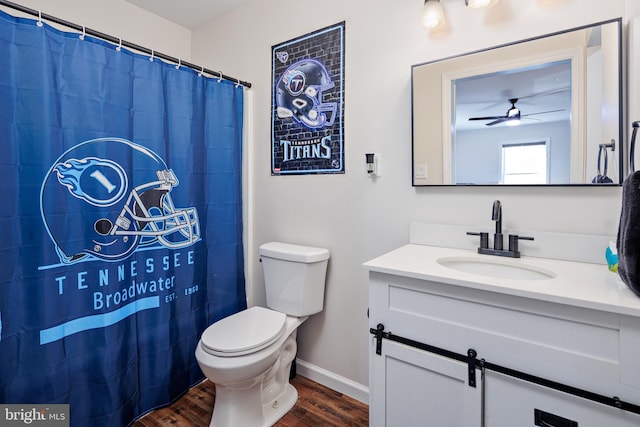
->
364, 244, 640, 318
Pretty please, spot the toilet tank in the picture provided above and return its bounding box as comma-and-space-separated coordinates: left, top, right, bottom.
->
259, 242, 330, 317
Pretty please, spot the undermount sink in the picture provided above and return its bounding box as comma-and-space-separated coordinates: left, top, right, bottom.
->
436, 256, 556, 280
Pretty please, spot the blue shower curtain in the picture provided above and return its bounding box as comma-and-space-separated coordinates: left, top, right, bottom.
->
0, 10, 246, 426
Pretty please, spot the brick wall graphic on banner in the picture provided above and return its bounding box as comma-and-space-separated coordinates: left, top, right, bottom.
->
271, 22, 345, 175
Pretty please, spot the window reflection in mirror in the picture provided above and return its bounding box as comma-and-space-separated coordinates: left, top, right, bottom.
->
412, 19, 622, 186
501, 141, 549, 185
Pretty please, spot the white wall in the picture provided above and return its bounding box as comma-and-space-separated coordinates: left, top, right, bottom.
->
5, 0, 640, 403
191, 0, 640, 398
0, 0, 191, 60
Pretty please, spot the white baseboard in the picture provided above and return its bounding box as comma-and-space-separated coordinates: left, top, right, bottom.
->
295, 358, 369, 405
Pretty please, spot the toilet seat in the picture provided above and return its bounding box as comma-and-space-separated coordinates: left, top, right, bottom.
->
201, 306, 286, 357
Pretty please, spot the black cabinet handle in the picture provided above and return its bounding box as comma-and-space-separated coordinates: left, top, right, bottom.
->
534, 409, 578, 427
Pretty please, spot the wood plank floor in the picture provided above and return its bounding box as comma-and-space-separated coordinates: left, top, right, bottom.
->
131, 375, 369, 426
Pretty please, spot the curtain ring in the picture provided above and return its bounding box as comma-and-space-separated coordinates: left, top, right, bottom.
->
36, 10, 43, 27
235, 78, 241, 88
149, 50, 155, 62
217, 71, 223, 83
79, 26, 85, 40
175, 59, 181, 70
116, 38, 122, 52
198, 66, 204, 77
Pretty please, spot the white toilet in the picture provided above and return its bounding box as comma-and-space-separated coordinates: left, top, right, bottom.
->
195, 242, 330, 427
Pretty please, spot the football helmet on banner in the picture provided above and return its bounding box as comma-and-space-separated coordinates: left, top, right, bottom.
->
275, 59, 337, 129
41, 138, 200, 264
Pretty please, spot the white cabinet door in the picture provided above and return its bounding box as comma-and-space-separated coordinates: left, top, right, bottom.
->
485, 371, 640, 427
370, 339, 481, 427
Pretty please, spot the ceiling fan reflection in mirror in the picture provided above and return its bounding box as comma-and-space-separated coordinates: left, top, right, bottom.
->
468, 97, 565, 126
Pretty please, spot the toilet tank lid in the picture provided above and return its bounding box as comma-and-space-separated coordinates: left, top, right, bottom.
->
260, 242, 330, 263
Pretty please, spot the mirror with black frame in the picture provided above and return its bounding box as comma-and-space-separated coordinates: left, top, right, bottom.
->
411, 18, 622, 186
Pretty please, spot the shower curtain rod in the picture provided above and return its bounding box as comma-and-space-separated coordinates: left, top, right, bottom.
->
0, 0, 252, 88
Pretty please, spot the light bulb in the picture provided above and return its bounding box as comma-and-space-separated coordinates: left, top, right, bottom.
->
421, 0, 445, 29
466, 0, 497, 9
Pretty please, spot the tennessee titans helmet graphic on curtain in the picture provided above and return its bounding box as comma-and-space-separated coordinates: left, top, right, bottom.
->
275, 59, 337, 129
40, 138, 200, 264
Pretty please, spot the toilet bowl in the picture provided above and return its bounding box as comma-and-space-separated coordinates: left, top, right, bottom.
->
195, 307, 306, 426
195, 242, 330, 427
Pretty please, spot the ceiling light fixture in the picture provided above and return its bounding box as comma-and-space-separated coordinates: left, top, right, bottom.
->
421, 0, 445, 29
422, 1, 499, 31
506, 104, 521, 126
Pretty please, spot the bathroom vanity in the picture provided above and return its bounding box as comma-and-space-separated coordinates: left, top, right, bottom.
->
365, 229, 640, 426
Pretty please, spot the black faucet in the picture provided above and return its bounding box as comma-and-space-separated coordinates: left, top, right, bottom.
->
467, 200, 534, 258
492, 200, 503, 250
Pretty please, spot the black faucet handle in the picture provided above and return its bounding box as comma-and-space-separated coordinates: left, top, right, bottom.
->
467, 231, 489, 249
508, 234, 534, 255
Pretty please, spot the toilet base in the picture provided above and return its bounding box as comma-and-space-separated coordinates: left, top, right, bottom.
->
208, 382, 298, 427
262, 383, 297, 427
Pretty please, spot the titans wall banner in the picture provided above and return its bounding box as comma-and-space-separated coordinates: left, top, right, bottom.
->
271, 22, 345, 175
